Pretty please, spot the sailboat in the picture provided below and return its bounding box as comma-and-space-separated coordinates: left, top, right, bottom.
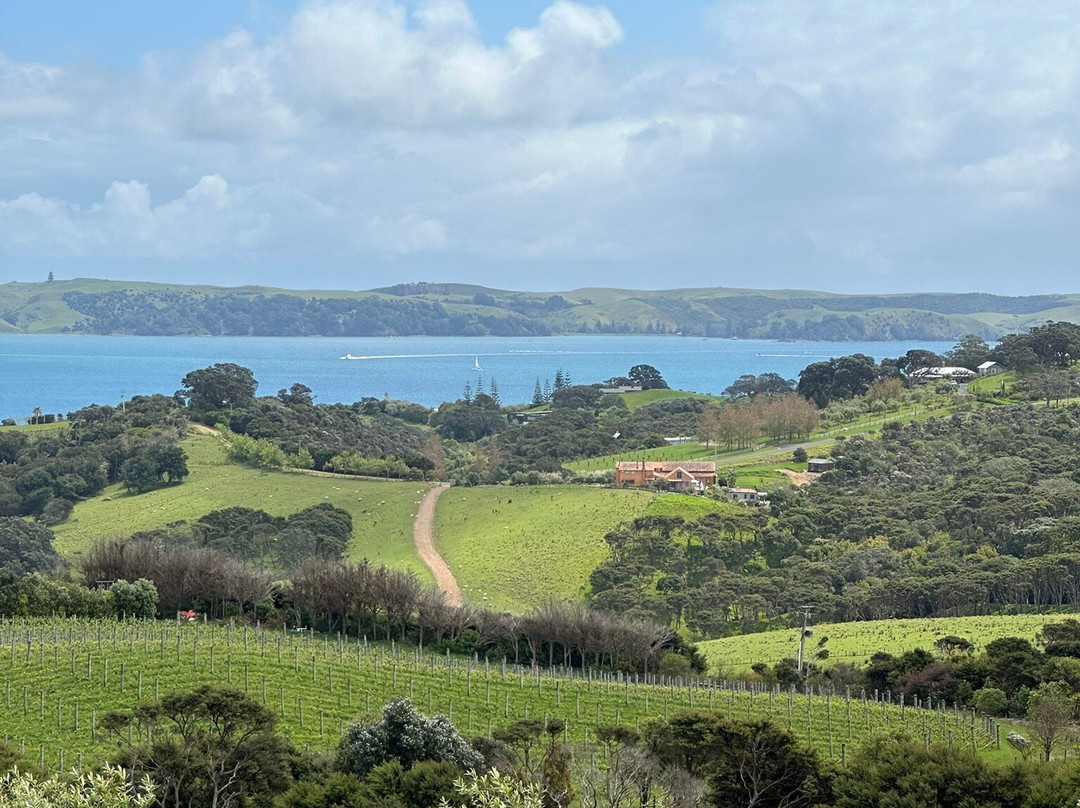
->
474, 356, 483, 372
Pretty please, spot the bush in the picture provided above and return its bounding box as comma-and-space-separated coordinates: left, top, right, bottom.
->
972, 687, 1008, 717
792, 447, 808, 463
336, 699, 482, 779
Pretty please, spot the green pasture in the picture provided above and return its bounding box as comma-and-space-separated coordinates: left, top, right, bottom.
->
700, 614, 1074, 675
967, 370, 1019, 398
564, 442, 716, 472
618, 389, 723, 412
0, 618, 997, 771
52, 432, 432, 581
730, 461, 802, 491
434, 486, 653, 611
0, 421, 68, 434
434, 487, 728, 611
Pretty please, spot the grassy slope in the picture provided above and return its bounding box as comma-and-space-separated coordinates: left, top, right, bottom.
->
700, 615, 1073, 674
52, 432, 432, 581
617, 389, 723, 411
0, 619, 993, 768
434, 487, 729, 612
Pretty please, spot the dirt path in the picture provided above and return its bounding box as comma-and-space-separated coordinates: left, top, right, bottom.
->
778, 468, 816, 486
413, 485, 462, 607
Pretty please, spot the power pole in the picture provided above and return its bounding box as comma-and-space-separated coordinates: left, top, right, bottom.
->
796, 605, 813, 675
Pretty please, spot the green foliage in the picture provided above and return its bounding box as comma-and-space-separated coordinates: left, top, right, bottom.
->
104, 685, 293, 808
627, 364, 668, 391
110, 579, 158, 620
447, 770, 545, 808
336, 699, 482, 779
0, 517, 58, 576
972, 687, 1008, 717
121, 444, 188, 492
649, 712, 831, 808
180, 362, 258, 410
835, 735, 1028, 808
430, 398, 506, 443
0, 766, 153, 808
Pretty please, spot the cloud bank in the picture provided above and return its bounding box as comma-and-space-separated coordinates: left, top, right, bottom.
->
2, 0, 1079, 293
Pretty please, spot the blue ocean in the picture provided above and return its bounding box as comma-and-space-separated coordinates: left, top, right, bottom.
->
0, 334, 955, 421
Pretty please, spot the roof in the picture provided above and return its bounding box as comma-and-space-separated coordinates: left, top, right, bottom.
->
977, 361, 999, 369
910, 366, 976, 378
728, 487, 760, 494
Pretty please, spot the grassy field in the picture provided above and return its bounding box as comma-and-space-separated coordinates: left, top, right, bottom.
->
52, 432, 433, 581
434, 487, 730, 612
700, 614, 1075, 674
618, 389, 723, 412
0, 421, 69, 434
0, 618, 996, 771
565, 443, 717, 472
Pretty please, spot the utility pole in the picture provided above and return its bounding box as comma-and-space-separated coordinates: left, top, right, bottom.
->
796, 605, 813, 675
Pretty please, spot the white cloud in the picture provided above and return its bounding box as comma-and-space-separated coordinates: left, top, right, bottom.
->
2, 1, 1080, 291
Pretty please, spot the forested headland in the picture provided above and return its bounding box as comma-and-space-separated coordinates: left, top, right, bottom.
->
4, 277, 1080, 339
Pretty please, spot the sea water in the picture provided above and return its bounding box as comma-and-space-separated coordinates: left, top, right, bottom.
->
0, 334, 955, 421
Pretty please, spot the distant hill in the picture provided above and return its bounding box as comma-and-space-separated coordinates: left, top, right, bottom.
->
3, 277, 1079, 340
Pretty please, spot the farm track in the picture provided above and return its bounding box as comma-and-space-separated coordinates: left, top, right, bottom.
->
413, 485, 462, 606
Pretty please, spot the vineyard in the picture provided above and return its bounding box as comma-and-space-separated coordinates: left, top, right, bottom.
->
0, 618, 1001, 774
700, 614, 1074, 673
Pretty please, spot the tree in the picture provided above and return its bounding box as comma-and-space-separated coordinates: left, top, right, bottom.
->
628, 365, 668, 390
336, 699, 482, 779
1026, 682, 1076, 761
112, 578, 159, 619
532, 379, 545, 407
835, 735, 1025, 808
448, 770, 545, 808
649, 713, 831, 808
46, 271, 54, 283
103, 685, 293, 808
277, 383, 314, 406
0, 517, 58, 575
179, 363, 258, 410
945, 335, 991, 370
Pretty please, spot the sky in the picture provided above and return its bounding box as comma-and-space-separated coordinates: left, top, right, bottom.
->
1, 0, 1078, 295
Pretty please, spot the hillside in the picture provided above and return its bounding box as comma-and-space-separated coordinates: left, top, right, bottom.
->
700, 615, 1073, 674
52, 431, 433, 581
3, 278, 1079, 339
0, 618, 993, 768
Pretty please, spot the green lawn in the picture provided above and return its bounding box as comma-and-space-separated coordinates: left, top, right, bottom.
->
53, 432, 433, 581
700, 614, 1074, 675
434, 486, 723, 611
618, 389, 723, 412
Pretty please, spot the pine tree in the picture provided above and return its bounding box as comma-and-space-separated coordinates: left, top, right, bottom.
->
543, 379, 553, 402
532, 378, 545, 406
553, 369, 566, 391
489, 377, 500, 405
463, 383, 472, 404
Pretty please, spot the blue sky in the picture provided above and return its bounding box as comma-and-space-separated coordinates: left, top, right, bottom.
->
1, 1, 1078, 294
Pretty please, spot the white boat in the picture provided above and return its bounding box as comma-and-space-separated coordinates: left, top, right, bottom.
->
474, 356, 483, 371
339, 354, 364, 360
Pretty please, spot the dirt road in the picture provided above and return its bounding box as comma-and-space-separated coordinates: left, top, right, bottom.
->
412, 485, 462, 607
